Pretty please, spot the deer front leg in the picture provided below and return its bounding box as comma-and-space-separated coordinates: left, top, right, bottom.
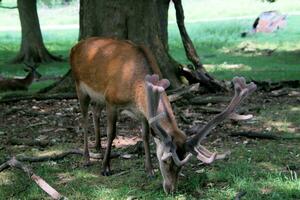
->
142, 117, 154, 177
91, 103, 103, 153
102, 104, 117, 176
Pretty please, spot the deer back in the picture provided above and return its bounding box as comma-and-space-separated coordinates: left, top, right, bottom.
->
71, 38, 159, 108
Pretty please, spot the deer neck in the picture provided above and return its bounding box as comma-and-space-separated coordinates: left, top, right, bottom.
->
137, 83, 187, 145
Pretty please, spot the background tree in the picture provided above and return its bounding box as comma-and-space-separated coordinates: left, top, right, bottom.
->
11, 0, 62, 64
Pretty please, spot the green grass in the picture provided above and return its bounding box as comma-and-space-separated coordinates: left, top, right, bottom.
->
169, 16, 300, 81
0, 130, 299, 199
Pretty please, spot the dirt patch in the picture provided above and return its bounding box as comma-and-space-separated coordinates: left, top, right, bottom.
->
0, 88, 299, 158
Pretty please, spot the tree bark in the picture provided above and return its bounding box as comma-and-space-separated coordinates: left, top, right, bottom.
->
11, 0, 62, 64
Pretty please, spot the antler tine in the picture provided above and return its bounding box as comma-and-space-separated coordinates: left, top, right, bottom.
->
229, 77, 257, 120
186, 77, 256, 149
145, 74, 170, 141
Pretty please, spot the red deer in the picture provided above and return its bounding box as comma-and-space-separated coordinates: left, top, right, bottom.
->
0, 64, 41, 92
70, 37, 256, 194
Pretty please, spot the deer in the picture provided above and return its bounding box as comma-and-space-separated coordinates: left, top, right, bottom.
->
0, 63, 41, 92
70, 37, 256, 194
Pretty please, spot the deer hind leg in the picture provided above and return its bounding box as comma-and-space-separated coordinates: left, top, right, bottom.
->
91, 103, 103, 153
142, 117, 154, 177
102, 104, 117, 176
77, 88, 91, 166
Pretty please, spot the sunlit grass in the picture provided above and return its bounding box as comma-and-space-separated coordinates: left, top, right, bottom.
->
258, 105, 300, 134
0, 134, 299, 199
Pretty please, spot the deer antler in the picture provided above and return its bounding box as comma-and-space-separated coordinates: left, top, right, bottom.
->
145, 75, 184, 163
145, 74, 170, 139
145, 75, 256, 167
183, 77, 256, 164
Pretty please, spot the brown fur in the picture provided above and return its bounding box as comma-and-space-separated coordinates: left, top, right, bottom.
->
71, 37, 186, 142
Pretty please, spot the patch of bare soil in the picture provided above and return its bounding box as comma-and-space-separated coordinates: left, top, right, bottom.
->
0, 88, 299, 158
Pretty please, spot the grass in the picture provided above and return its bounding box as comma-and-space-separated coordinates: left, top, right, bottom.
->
0, 106, 299, 199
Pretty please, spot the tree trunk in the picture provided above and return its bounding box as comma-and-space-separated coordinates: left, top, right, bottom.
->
11, 0, 62, 64
48, 0, 225, 93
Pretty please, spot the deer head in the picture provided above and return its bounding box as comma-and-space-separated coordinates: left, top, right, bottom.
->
145, 75, 256, 193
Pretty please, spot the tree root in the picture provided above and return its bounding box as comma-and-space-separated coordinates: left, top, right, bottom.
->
168, 83, 199, 102
10, 49, 63, 64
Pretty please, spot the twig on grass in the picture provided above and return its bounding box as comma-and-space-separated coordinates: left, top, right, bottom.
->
0, 149, 120, 199
234, 191, 247, 200
0, 157, 67, 200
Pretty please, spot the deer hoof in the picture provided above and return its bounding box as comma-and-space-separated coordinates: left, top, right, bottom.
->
147, 170, 155, 179
101, 169, 112, 176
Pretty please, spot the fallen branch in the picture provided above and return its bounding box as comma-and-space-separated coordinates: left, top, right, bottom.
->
0, 84, 199, 104
0, 93, 77, 104
14, 149, 119, 163
190, 96, 231, 105
230, 132, 280, 140
0, 157, 67, 200
198, 106, 223, 114
252, 80, 300, 91
230, 131, 300, 140
168, 83, 199, 102
7, 137, 53, 148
